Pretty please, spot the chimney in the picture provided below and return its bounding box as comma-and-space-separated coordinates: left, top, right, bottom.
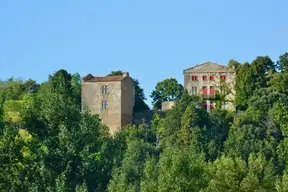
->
122, 72, 129, 77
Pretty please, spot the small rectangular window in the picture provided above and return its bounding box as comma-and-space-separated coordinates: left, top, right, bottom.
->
192, 86, 197, 95
202, 86, 207, 96
192, 76, 198, 81
210, 86, 215, 96
220, 75, 226, 81
210, 101, 215, 111
102, 85, 108, 94
210, 76, 214, 81
101, 101, 108, 110
203, 76, 207, 81
203, 101, 208, 111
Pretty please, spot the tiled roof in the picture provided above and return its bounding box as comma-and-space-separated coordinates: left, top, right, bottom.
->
82, 74, 126, 82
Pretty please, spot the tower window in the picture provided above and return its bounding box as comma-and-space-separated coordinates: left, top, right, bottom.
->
102, 101, 108, 110
102, 85, 108, 94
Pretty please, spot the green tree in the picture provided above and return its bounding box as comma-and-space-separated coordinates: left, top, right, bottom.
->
0, 127, 51, 191
206, 109, 234, 159
108, 139, 156, 192
0, 97, 4, 130
39, 70, 80, 134
140, 156, 158, 192
276, 171, 288, 192
50, 69, 72, 96
150, 78, 183, 109
235, 62, 253, 110
0, 77, 25, 100
269, 72, 288, 93
204, 153, 276, 192
23, 79, 40, 94
277, 52, 288, 72
236, 56, 276, 110
71, 73, 82, 107
228, 59, 241, 72
157, 147, 210, 192
178, 103, 199, 146
157, 91, 208, 148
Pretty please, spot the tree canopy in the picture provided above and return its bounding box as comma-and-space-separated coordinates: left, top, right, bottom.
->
0, 52, 288, 191
150, 78, 183, 109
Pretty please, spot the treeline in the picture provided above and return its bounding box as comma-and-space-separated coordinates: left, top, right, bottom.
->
0, 53, 288, 191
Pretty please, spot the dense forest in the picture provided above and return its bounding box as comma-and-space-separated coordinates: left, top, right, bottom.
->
0, 52, 288, 192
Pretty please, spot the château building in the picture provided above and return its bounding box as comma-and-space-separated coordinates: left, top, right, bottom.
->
183, 62, 236, 111
81, 72, 135, 135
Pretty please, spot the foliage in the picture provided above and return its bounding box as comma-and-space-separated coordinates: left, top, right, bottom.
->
277, 52, 288, 72
204, 153, 276, 192
150, 78, 183, 109
0, 52, 288, 191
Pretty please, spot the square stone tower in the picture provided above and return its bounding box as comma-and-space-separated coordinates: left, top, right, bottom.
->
81, 72, 135, 135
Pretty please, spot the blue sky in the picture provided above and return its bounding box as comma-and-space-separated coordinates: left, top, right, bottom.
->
1, 0, 287, 106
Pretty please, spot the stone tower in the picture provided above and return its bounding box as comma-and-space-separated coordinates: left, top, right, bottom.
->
81, 72, 135, 135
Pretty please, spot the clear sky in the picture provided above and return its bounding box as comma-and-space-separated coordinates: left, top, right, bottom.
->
1, 0, 287, 106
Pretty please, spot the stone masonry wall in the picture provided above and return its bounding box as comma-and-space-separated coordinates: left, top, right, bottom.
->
82, 81, 122, 135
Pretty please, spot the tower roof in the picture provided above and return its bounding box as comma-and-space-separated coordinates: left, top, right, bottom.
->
82, 72, 130, 82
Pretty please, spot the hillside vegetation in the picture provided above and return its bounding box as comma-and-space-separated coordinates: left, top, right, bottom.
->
0, 53, 288, 191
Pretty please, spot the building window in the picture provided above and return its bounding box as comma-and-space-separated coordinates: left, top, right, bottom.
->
192, 86, 197, 95
192, 76, 198, 81
101, 101, 108, 110
210, 101, 215, 111
202, 86, 207, 96
102, 85, 108, 94
210, 76, 214, 81
210, 86, 215, 96
203, 101, 208, 111
220, 86, 226, 94
220, 75, 226, 81
203, 76, 207, 81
